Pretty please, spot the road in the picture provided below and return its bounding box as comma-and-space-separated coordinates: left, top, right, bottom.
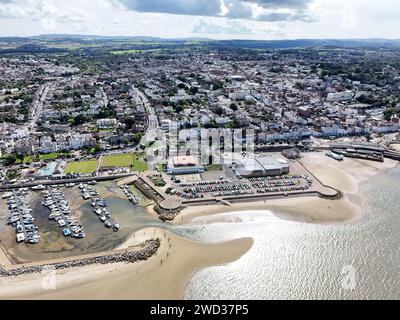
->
131, 86, 164, 170
131, 85, 159, 145
28, 82, 56, 132
0, 173, 134, 191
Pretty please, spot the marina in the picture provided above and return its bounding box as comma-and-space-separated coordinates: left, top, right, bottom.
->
121, 184, 139, 205
5, 189, 40, 245
42, 187, 86, 239
79, 183, 120, 232
0, 179, 153, 264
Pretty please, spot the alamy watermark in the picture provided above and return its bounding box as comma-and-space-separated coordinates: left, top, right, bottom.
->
144, 128, 257, 166
41, 265, 57, 290
340, 265, 357, 290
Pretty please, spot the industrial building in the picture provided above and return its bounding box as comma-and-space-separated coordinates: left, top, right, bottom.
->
234, 155, 290, 177
166, 155, 205, 175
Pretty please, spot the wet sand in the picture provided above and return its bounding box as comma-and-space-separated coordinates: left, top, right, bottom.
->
0, 227, 253, 300
176, 153, 398, 225
0, 153, 397, 300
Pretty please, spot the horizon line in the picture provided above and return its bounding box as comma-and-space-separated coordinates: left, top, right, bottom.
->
0, 34, 399, 42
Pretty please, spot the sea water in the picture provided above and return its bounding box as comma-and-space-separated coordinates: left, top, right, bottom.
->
177, 165, 400, 299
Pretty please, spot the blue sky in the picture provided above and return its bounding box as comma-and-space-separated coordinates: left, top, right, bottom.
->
0, 0, 399, 39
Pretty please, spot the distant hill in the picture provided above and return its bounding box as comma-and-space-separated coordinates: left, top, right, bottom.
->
28, 34, 210, 43
206, 39, 400, 49
1, 35, 399, 51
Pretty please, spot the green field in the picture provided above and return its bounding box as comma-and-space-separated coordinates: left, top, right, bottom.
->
64, 160, 98, 174
38, 152, 70, 161
111, 49, 162, 55
39, 153, 58, 161
101, 153, 148, 171
132, 155, 148, 171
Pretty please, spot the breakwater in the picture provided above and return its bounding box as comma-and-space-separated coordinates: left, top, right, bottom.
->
0, 239, 160, 278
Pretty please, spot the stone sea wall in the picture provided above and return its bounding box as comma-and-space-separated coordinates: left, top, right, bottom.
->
0, 239, 160, 278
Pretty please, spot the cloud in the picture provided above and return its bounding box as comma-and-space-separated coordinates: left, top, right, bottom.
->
192, 18, 287, 37
243, 0, 312, 9
193, 19, 252, 34
119, 0, 316, 22
120, 0, 222, 16
0, 0, 57, 19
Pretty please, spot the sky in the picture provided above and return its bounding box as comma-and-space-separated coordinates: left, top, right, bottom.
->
0, 0, 399, 39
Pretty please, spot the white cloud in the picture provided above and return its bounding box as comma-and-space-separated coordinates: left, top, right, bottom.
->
0, 0, 399, 39
193, 19, 252, 34
119, 0, 316, 22
192, 18, 286, 38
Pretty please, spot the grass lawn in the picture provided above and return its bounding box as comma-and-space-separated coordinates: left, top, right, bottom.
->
39, 153, 59, 161
132, 155, 148, 172
15, 155, 33, 164
101, 154, 134, 168
64, 160, 98, 174
23, 156, 33, 163
101, 153, 148, 171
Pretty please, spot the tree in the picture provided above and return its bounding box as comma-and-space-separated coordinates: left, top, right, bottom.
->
73, 114, 90, 126
124, 117, 135, 129
177, 83, 186, 90
134, 132, 143, 145
174, 105, 184, 113
214, 107, 224, 116
230, 103, 238, 111
294, 82, 305, 90
189, 86, 199, 95
384, 108, 395, 121
93, 144, 101, 153
2, 154, 17, 166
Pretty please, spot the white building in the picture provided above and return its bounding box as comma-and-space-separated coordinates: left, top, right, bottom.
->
40, 136, 57, 153
327, 91, 354, 102
69, 134, 96, 150
97, 118, 118, 129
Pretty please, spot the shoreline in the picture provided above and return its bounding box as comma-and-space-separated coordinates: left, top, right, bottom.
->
0, 153, 398, 299
175, 154, 398, 226
176, 194, 363, 226
0, 227, 253, 300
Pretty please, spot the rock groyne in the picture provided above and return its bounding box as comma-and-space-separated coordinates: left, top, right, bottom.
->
0, 239, 160, 278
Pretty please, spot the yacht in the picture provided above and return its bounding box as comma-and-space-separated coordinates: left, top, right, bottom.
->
112, 222, 120, 232
73, 232, 85, 239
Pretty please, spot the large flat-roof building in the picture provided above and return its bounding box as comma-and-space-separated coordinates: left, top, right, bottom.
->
234, 155, 289, 177
166, 155, 205, 175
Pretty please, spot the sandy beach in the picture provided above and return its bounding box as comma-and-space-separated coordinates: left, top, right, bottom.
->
0, 152, 397, 300
176, 153, 398, 225
0, 227, 252, 300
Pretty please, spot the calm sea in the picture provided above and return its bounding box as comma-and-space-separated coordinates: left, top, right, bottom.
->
172, 165, 400, 300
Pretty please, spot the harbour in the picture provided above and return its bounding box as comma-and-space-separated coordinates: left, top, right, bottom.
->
0, 180, 159, 264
